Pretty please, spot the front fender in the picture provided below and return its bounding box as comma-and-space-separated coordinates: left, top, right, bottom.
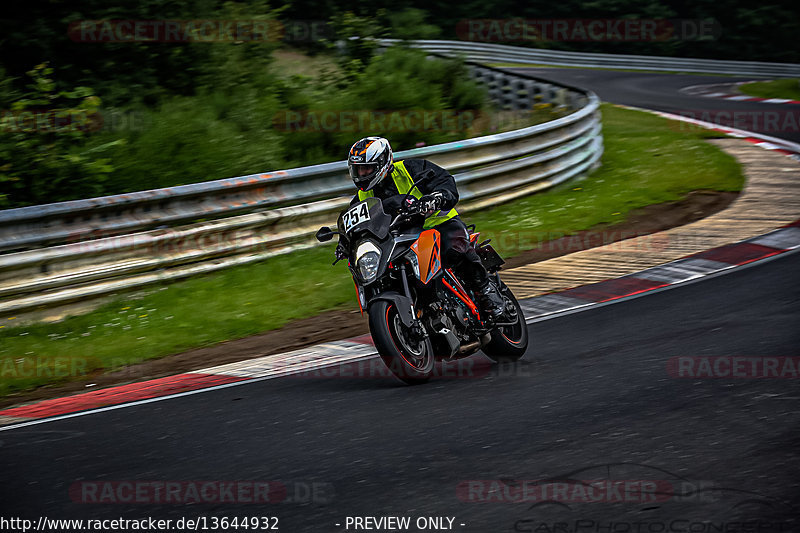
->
367, 291, 415, 328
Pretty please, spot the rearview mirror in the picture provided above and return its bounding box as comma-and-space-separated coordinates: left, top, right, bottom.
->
316, 226, 336, 242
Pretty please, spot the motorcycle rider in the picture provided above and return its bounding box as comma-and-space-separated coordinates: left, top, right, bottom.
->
341, 136, 507, 319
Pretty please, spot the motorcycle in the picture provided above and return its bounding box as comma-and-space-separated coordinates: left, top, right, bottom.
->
316, 176, 528, 384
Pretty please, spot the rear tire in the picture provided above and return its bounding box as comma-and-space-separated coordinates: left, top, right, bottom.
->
368, 300, 434, 385
482, 282, 528, 362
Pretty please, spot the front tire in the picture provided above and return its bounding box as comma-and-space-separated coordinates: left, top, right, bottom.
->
368, 300, 434, 385
482, 282, 528, 362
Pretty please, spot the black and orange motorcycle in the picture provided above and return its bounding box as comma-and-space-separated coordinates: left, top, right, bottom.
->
316, 183, 528, 384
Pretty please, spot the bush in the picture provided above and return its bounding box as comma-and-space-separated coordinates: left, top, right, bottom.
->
279, 47, 488, 164
0, 64, 120, 207
1, 45, 491, 207
388, 8, 441, 40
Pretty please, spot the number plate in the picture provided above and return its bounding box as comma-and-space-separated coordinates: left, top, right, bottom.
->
342, 202, 371, 233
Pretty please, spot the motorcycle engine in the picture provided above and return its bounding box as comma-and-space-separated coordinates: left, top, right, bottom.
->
452, 305, 470, 330
436, 295, 472, 341
426, 306, 461, 358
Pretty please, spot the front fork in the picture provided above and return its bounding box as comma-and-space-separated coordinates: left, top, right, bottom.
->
360, 264, 425, 339
398, 263, 428, 342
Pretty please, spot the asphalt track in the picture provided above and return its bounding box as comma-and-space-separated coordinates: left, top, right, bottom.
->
509, 68, 800, 144
1, 249, 798, 531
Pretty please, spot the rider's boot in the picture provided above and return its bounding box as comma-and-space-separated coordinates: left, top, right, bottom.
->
477, 280, 506, 320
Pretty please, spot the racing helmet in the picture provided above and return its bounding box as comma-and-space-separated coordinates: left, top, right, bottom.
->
348, 137, 393, 191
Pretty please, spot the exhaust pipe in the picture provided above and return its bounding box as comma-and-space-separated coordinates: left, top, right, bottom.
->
458, 340, 481, 354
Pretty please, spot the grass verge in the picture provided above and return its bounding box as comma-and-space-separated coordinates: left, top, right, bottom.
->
467, 104, 743, 257
0, 104, 744, 398
738, 78, 800, 101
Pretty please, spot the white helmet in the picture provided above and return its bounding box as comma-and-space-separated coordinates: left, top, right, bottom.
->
348, 136, 393, 191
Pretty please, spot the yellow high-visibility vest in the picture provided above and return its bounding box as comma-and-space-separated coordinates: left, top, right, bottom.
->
357, 160, 458, 229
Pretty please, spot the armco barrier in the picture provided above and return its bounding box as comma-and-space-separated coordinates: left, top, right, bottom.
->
380, 40, 800, 78
0, 60, 602, 319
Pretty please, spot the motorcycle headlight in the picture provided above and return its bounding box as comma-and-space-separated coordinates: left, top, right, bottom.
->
356, 241, 381, 283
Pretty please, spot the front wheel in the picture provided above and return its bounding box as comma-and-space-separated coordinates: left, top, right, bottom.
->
368, 300, 434, 385
482, 282, 528, 362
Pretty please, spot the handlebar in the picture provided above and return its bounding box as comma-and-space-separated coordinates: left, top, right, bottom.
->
389, 207, 424, 230
396, 169, 434, 215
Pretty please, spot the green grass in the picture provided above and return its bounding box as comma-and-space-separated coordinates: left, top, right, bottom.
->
0, 247, 354, 396
468, 104, 744, 257
738, 78, 800, 101
0, 104, 744, 398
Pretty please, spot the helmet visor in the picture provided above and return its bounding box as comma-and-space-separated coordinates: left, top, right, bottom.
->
349, 163, 378, 189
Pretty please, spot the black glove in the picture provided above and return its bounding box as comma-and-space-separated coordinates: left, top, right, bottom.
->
418, 193, 443, 215
335, 242, 348, 260
401, 196, 420, 214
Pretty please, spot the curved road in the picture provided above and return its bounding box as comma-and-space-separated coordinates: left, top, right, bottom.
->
1, 69, 799, 533
509, 68, 800, 144
1, 251, 798, 531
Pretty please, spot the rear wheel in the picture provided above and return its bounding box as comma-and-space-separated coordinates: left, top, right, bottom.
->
482, 282, 528, 362
368, 300, 434, 385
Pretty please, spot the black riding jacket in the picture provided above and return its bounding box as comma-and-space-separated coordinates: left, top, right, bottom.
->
349, 159, 459, 216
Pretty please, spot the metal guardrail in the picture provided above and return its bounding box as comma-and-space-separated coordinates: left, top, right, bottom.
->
0, 59, 603, 319
381, 40, 800, 78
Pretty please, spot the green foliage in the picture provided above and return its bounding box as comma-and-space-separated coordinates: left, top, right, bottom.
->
389, 8, 442, 40
87, 90, 287, 193
81, 46, 489, 197
278, 47, 488, 165
0, 64, 121, 208
1, 1, 220, 107
0, 32, 490, 207
327, 11, 389, 79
